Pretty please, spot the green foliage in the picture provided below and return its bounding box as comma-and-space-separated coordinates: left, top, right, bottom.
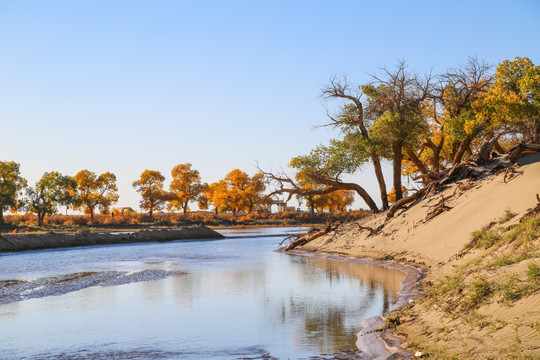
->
0, 161, 27, 220
505, 215, 540, 244
527, 263, 540, 284
465, 276, 494, 309
498, 208, 517, 224
475, 56, 540, 142
371, 110, 428, 150
466, 225, 502, 250
499, 273, 523, 303
25, 172, 78, 226
289, 140, 365, 179
489, 253, 529, 268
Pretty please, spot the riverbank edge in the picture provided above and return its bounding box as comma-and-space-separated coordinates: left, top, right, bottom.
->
0, 225, 224, 253
281, 248, 427, 359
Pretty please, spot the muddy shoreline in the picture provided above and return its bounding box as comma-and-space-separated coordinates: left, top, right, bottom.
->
283, 249, 427, 360
0, 225, 224, 253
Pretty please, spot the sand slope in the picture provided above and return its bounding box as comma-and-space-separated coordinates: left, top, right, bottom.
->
297, 152, 539, 275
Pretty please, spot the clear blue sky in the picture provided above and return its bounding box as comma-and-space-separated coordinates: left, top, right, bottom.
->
1, 1, 539, 211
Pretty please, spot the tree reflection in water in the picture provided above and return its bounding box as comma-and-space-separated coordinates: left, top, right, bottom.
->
280, 255, 404, 354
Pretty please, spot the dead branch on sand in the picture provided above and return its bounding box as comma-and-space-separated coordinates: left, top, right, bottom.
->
356, 223, 384, 237
424, 195, 453, 222
283, 224, 338, 251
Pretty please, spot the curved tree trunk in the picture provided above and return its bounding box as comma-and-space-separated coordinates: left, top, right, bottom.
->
0, 209, 4, 225
314, 177, 379, 213
405, 146, 433, 184
371, 152, 389, 210
475, 136, 500, 165
387, 188, 427, 218
452, 135, 475, 165
392, 142, 404, 201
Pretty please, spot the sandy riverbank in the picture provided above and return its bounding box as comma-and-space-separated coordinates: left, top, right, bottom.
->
0, 225, 224, 252
285, 152, 540, 359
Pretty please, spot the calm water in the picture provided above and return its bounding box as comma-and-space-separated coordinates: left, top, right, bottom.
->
0, 227, 404, 359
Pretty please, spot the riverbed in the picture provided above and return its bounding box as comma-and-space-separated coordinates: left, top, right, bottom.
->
0, 227, 405, 359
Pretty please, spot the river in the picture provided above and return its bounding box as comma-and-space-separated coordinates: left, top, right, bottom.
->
0, 227, 405, 359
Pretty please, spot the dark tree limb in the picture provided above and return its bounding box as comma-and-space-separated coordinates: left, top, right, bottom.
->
506, 143, 540, 162
474, 136, 501, 165
259, 165, 380, 213
356, 223, 384, 237
386, 188, 427, 218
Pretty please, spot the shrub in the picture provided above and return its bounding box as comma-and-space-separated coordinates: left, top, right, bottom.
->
466, 226, 501, 250
465, 276, 494, 309
498, 208, 517, 224
527, 263, 540, 285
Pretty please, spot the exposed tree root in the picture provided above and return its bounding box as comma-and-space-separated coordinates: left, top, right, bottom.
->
424, 195, 453, 222
506, 143, 540, 162
356, 223, 385, 237
386, 188, 427, 219
283, 224, 338, 251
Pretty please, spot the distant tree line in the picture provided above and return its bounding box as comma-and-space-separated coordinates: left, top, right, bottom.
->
0, 162, 355, 226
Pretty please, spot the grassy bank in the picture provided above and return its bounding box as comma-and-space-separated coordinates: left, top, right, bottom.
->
386, 212, 539, 359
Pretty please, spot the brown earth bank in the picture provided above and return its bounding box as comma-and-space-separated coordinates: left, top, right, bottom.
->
0, 225, 224, 252
284, 152, 540, 359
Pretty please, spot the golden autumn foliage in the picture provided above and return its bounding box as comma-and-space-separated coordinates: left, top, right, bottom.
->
387, 186, 409, 204
312, 189, 355, 213
168, 163, 204, 215
74, 170, 119, 222
132, 170, 172, 217
201, 169, 267, 216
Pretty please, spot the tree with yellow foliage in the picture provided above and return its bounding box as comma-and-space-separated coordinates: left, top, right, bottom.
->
169, 163, 205, 214
200, 180, 230, 214
313, 189, 355, 213
474, 56, 540, 145
132, 170, 172, 218
74, 170, 119, 222
199, 170, 267, 216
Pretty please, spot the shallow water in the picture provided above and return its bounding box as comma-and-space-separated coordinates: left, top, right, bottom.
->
0, 227, 404, 359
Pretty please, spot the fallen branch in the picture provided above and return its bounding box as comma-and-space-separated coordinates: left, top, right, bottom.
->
283, 224, 337, 251
387, 188, 427, 218
506, 143, 540, 162
356, 223, 384, 237
503, 164, 520, 183
425, 195, 453, 222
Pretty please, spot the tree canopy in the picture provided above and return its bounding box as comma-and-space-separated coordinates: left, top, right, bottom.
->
74, 170, 119, 222
26, 172, 78, 226
0, 161, 27, 224
169, 163, 204, 215
132, 170, 172, 217
263, 56, 539, 214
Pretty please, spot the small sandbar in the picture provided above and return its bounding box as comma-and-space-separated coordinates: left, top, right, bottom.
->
0, 269, 184, 305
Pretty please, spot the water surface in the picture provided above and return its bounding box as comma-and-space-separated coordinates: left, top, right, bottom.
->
0, 227, 404, 359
